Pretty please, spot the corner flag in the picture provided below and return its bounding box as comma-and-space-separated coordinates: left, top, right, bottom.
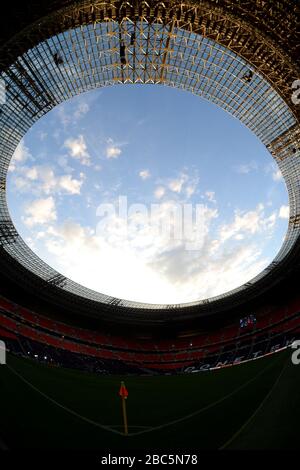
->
119, 381, 129, 399
119, 381, 129, 435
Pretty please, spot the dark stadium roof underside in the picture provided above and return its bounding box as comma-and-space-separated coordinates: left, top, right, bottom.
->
0, 0, 299, 323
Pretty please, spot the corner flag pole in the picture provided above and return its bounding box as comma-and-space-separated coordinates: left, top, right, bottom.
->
119, 381, 129, 436
122, 396, 128, 436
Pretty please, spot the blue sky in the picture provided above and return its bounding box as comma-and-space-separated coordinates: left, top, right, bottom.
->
7, 85, 289, 304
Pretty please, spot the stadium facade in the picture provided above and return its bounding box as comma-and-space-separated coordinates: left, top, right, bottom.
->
0, 0, 299, 373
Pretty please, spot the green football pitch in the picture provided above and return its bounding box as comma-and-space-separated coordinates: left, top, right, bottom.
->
0, 349, 299, 450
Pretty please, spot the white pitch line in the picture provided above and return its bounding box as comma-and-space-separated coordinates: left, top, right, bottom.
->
7, 355, 284, 439
219, 359, 288, 449
129, 356, 285, 437
7, 365, 125, 436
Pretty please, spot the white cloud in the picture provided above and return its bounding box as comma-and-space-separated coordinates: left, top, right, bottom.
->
58, 174, 83, 195
106, 139, 122, 159
262, 212, 277, 231
205, 191, 216, 203
154, 186, 165, 199
185, 185, 196, 198
106, 146, 122, 159
234, 234, 245, 241
56, 100, 90, 126
155, 171, 199, 199
184, 173, 200, 199
31, 197, 273, 303
13, 176, 31, 192
25, 237, 35, 250
38, 131, 48, 141
12, 165, 84, 196
16, 161, 283, 304
139, 169, 151, 180
23, 197, 57, 227
57, 155, 74, 173
168, 173, 188, 193
272, 168, 283, 182
56, 105, 71, 127
279, 205, 289, 219
265, 163, 284, 183
26, 167, 39, 180
219, 204, 277, 243
64, 135, 90, 165
33, 167, 56, 194
9, 140, 30, 172
234, 161, 258, 174
74, 102, 89, 120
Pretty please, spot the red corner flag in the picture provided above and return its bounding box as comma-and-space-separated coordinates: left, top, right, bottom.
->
119, 381, 129, 436
119, 381, 128, 399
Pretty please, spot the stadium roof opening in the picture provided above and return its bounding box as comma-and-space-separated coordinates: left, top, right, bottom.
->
7, 85, 289, 304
